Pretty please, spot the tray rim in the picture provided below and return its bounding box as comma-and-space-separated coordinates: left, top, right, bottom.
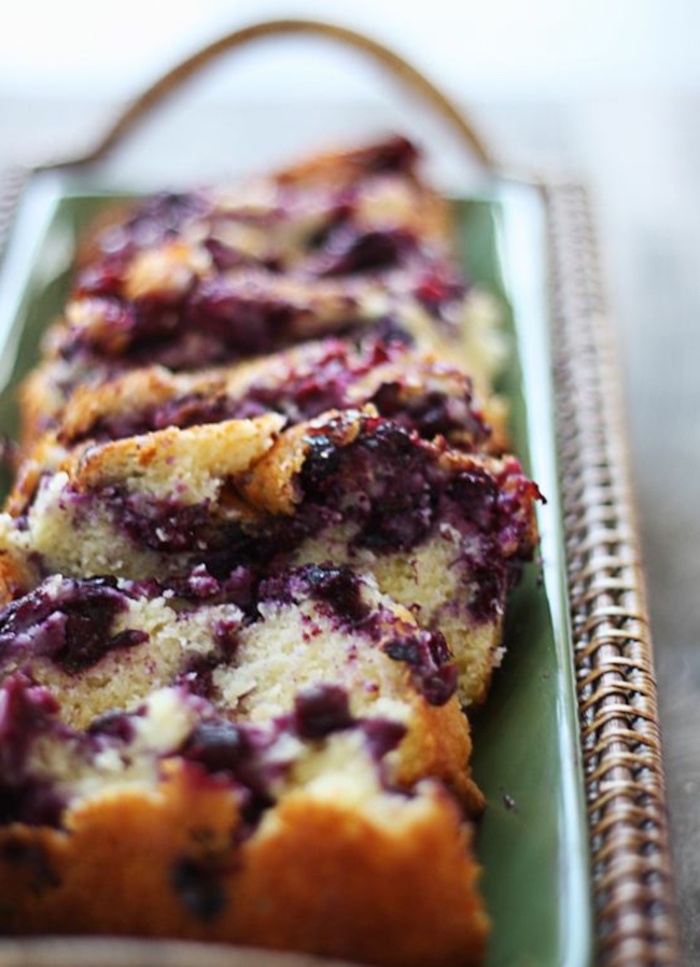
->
0, 163, 681, 967
543, 178, 679, 965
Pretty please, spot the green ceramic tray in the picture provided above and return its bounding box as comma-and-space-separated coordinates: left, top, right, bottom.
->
0, 172, 593, 967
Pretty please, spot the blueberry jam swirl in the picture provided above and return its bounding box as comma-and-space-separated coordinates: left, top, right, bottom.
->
257, 565, 458, 707
54, 135, 466, 381
61, 339, 491, 453
298, 416, 539, 563
0, 678, 407, 830
0, 673, 67, 826
64, 415, 536, 624
0, 576, 148, 675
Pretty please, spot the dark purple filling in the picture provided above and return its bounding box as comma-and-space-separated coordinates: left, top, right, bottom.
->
302, 565, 372, 625
0, 576, 148, 675
354, 135, 420, 175
97, 489, 218, 554
171, 854, 228, 922
78, 418, 534, 628
362, 717, 408, 761
293, 684, 355, 740
302, 418, 536, 564
86, 709, 137, 743
75, 192, 211, 289
383, 631, 457, 707
0, 673, 68, 826
301, 420, 437, 553
260, 565, 371, 629
316, 227, 416, 277
174, 617, 240, 699
63, 276, 365, 373
179, 720, 288, 828
292, 684, 407, 760
176, 653, 222, 700
369, 381, 490, 446
185, 279, 305, 356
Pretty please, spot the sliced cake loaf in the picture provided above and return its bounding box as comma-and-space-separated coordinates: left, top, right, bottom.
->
0, 134, 542, 967
20, 136, 502, 448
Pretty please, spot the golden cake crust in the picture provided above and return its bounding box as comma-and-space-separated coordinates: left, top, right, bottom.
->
0, 764, 487, 967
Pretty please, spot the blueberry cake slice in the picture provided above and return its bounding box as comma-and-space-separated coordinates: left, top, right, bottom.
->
2, 408, 539, 705
53, 338, 505, 451
0, 676, 487, 966
20, 136, 502, 447
0, 566, 483, 807
8, 337, 507, 518
0, 560, 488, 964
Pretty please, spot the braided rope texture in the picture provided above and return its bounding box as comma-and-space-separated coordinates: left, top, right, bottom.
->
546, 182, 681, 966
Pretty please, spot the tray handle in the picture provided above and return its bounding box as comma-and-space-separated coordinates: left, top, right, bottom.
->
35, 18, 497, 174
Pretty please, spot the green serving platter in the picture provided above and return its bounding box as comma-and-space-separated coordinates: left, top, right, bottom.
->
0, 171, 593, 967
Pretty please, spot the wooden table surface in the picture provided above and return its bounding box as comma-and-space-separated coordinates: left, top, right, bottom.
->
0, 90, 697, 961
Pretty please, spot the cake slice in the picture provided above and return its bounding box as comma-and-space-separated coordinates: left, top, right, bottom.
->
53, 339, 504, 451
0, 551, 489, 964
0, 565, 482, 808
20, 135, 503, 447
0, 672, 488, 966
9, 337, 506, 520
2, 409, 540, 705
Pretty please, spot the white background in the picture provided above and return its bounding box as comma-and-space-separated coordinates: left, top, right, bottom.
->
1, 0, 699, 101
